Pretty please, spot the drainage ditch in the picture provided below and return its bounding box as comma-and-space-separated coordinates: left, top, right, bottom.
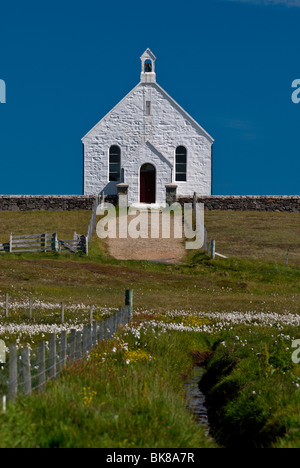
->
184, 367, 210, 436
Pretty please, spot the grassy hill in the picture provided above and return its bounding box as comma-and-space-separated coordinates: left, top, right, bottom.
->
203, 210, 300, 267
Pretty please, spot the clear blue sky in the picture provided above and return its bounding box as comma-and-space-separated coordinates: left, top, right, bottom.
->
0, 0, 300, 195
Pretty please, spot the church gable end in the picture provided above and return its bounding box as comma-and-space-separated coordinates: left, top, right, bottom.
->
82, 49, 213, 205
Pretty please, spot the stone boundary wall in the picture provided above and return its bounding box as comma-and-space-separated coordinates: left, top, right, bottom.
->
178, 195, 300, 212
0, 195, 299, 212
0, 196, 96, 211
0, 195, 118, 211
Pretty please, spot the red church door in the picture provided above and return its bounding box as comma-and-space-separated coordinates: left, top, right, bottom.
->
140, 163, 156, 203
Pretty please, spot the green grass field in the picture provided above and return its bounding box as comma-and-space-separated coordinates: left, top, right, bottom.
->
0, 209, 299, 448
203, 210, 300, 267
0, 210, 299, 313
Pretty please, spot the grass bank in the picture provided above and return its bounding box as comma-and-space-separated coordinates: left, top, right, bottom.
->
0, 322, 217, 448
0, 312, 299, 448
200, 325, 300, 448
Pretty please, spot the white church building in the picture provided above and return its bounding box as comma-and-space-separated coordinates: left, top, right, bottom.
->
82, 49, 214, 206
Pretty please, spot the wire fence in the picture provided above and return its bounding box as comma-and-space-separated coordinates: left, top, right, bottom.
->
0, 294, 111, 324
0, 304, 132, 405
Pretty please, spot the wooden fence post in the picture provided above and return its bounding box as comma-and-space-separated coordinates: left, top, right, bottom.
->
87, 324, 92, 351
38, 341, 46, 392
107, 316, 113, 338
9, 233, 12, 253
99, 321, 104, 341
125, 289, 133, 319
113, 312, 117, 334
41, 233, 45, 252
204, 227, 208, 252
211, 240, 216, 260
22, 347, 31, 396
92, 321, 97, 346
82, 326, 88, 354
120, 307, 125, 326
49, 333, 56, 380
61, 302, 65, 324
106, 317, 109, 336
126, 305, 131, 323
101, 318, 106, 340
108, 316, 113, 338
69, 329, 76, 364
117, 307, 121, 328
117, 307, 122, 326
89, 305, 94, 324
5, 293, 9, 318
103, 317, 108, 339
286, 247, 290, 267
59, 331, 67, 370
111, 314, 115, 336
123, 307, 127, 325
75, 331, 82, 360
29, 297, 33, 320
124, 306, 129, 325
8, 343, 18, 400
53, 233, 58, 252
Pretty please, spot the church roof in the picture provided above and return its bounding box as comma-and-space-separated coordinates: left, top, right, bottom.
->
140, 48, 156, 61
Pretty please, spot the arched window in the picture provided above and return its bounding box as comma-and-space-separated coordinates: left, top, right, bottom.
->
109, 145, 121, 182
175, 146, 187, 181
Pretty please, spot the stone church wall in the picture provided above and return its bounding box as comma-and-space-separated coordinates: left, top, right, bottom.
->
83, 83, 213, 200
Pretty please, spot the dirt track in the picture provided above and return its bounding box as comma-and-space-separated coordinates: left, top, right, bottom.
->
104, 210, 186, 263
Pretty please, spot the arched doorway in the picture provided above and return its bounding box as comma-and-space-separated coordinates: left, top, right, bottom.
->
140, 163, 156, 203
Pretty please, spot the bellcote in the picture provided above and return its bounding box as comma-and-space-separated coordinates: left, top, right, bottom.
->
140, 49, 156, 83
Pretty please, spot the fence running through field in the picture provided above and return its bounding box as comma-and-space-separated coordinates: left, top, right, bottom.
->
0, 290, 133, 405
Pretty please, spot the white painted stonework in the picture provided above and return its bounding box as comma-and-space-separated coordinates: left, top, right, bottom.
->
82, 49, 214, 206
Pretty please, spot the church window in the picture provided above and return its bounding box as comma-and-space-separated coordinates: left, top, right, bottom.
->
175, 146, 187, 181
146, 101, 151, 116
109, 145, 121, 181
